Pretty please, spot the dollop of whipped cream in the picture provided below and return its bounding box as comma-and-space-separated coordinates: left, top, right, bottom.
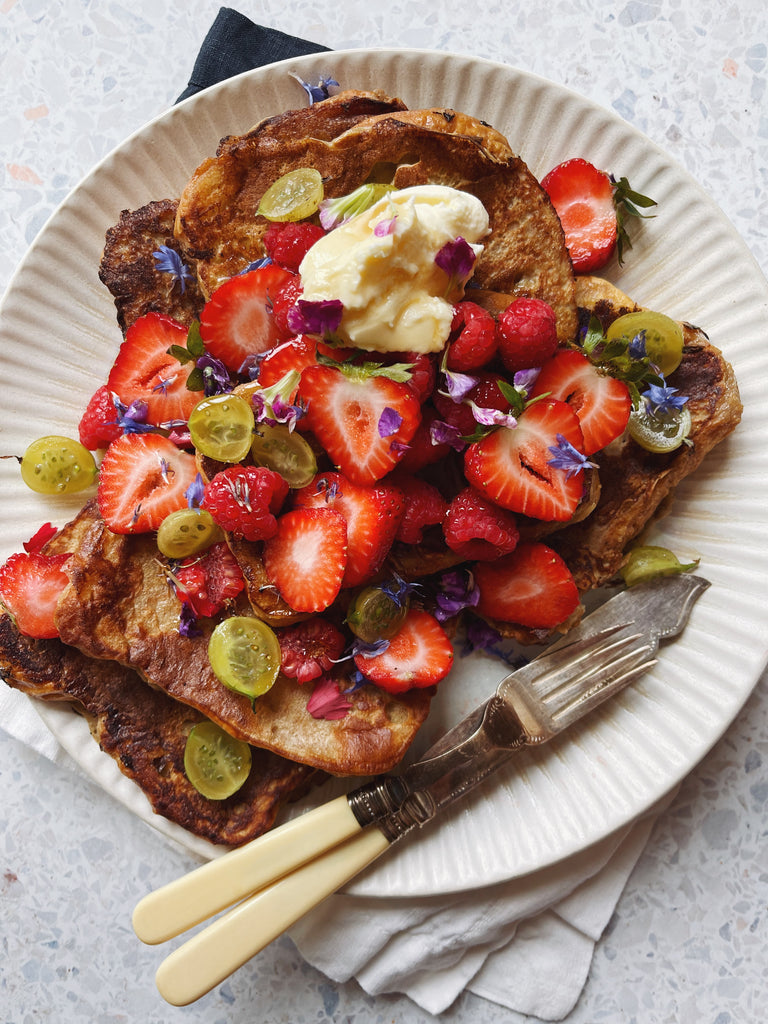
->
298, 184, 490, 353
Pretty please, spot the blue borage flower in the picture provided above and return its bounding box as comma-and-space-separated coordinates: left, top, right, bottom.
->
113, 397, 154, 434
290, 73, 341, 105
351, 637, 391, 659
287, 298, 344, 338
315, 475, 341, 501
641, 382, 689, 415
380, 573, 421, 608
185, 473, 206, 509
239, 256, 272, 274
547, 434, 598, 478
153, 245, 194, 294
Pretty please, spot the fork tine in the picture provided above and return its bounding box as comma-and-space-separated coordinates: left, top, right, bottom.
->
535, 633, 651, 716
549, 656, 657, 731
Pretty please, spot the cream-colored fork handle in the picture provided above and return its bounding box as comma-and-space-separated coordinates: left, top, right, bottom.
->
133, 795, 362, 945
155, 825, 391, 1006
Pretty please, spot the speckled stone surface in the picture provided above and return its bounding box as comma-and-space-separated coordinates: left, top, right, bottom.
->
1, 1, 767, 1022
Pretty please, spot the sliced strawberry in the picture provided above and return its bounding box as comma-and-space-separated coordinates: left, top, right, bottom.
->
299, 364, 421, 485
199, 265, 295, 372
0, 550, 71, 639
353, 608, 454, 693
78, 384, 123, 450
257, 335, 319, 389
106, 312, 202, 425
270, 274, 304, 338
530, 348, 631, 455
262, 507, 348, 613
541, 158, 617, 273
97, 433, 198, 534
463, 398, 586, 522
474, 542, 579, 629
174, 541, 245, 617
277, 617, 346, 683
293, 471, 405, 587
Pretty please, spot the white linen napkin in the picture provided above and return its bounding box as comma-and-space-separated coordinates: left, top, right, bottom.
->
0, 683, 669, 1020
289, 792, 673, 1017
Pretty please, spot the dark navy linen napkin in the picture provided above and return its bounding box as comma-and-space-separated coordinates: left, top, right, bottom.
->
177, 7, 330, 102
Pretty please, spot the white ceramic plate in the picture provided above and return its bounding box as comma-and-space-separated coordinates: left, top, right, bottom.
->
2, 50, 768, 897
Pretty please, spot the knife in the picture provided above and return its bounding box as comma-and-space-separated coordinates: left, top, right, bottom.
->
136, 573, 708, 999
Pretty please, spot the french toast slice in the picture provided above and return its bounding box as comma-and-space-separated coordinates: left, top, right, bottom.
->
174, 93, 577, 343
0, 613, 316, 846
99, 198, 205, 333
53, 501, 432, 777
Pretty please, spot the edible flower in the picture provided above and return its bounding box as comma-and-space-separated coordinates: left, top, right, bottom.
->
196, 353, 232, 396
547, 434, 598, 478
114, 398, 154, 434
378, 407, 403, 438
306, 676, 351, 720
184, 473, 206, 509
250, 370, 305, 432
461, 615, 527, 668
434, 568, 480, 621
153, 245, 194, 293
430, 419, 466, 452
435, 235, 476, 294
319, 183, 395, 230
467, 401, 518, 431
351, 637, 391, 659
641, 382, 688, 416
287, 298, 344, 338
290, 73, 341, 105
178, 601, 202, 638
442, 368, 479, 402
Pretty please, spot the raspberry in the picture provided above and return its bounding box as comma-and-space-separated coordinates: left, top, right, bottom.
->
446, 301, 498, 371
201, 466, 289, 542
495, 297, 558, 374
270, 275, 304, 338
264, 222, 326, 273
444, 487, 520, 561
396, 407, 452, 473
174, 542, 245, 617
393, 474, 449, 545
78, 384, 122, 451
277, 617, 346, 683
433, 373, 513, 437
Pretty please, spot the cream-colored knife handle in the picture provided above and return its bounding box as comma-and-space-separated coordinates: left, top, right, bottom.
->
155, 825, 391, 1006
133, 795, 362, 945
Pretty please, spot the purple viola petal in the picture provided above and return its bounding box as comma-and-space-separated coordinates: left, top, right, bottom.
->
153, 245, 194, 294
547, 434, 597, 479
378, 406, 403, 438
287, 298, 344, 337
178, 601, 202, 638
513, 367, 541, 395
435, 236, 476, 281
430, 419, 466, 452
443, 368, 479, 402
434, 569, 480, 621
469, 402, 518, 430
306, 676, 351, 720
373, 215, 397, 237
196, 354, 232, 396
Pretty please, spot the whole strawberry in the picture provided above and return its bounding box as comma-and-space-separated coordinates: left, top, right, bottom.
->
201, 466, 289, 542
495, 297, 558, 374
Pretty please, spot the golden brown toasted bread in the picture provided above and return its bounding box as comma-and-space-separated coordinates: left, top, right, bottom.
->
174, 94, 577, 343
53, 501, 432, 777
0, 612, 316, 846
99, 198, 205, 332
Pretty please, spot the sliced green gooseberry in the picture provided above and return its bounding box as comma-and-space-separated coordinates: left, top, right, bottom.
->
346, 586, 410, 644
208, 616, 281, 702
621, 545, 699, 588
20, 435, 98, 495
184, 720, 252, 800
188, 393, 255, 462
156, 508, 223, 559
628, 404, 692, 453
258, 167, 324, 222
606, 310, 684, 377
250, 422, 317, 488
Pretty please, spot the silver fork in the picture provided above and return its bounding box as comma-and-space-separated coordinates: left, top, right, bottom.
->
146, 627, 657, 1006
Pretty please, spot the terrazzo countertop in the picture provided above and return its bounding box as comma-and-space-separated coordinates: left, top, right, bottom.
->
2, 1, 767, 1022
